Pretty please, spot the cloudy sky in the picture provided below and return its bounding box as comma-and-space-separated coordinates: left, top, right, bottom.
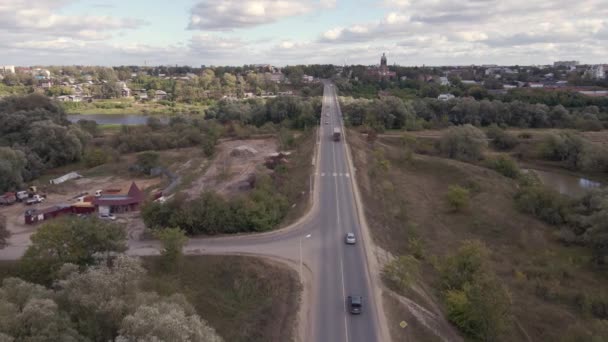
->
1, 0, 608, 66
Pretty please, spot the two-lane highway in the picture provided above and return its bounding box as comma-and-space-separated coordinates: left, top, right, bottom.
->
312, 82, 379, 342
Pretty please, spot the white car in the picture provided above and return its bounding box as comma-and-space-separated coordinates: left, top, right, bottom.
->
345, 233, 356, 244
99, 213, 116, 221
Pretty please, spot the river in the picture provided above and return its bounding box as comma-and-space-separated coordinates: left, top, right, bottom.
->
67, 114, 168, 125
524, 169, 603, 197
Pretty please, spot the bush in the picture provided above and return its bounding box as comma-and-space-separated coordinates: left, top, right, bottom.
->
439, 125, 487, 162
155, 227, 188, 271
135, 151, 160, 174
486, 125, 518, 150
484, 155, 520, 179
83, 147, 110, 168
446, 185, 470, 212
514, 184, 569, 225
382, 255, 420, 294
446, 274, 512, 341
440, 241, 512, 341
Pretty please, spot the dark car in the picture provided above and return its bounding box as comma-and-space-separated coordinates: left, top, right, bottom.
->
348, 295, 363, 314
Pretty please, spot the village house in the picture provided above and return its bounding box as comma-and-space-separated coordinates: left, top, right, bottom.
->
92, 182, 144, 215
154, 90, 168, 100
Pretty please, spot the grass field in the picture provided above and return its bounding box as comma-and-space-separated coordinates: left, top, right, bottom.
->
0, 255, 301, 342
63, 98, 209, 115
349, 129, 608, 342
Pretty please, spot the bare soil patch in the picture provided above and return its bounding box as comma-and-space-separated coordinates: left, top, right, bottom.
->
185, 138, 278, 198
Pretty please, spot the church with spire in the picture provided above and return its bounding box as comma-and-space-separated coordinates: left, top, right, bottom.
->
367, 53, 396, 79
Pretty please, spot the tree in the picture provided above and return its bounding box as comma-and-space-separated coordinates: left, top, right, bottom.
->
135, 151, 160, 174
485, 125, 518, 150
117, 299, 223, 342
0, 277, 83, 341
446, 273, 511, 342
155, 227, 188, 270
439, 124, 487, 162
446, 185, 470, 212
56, 255, 144, 340
19, 217, 127, 285
0, 147, 26, 192
83, 147, 110, 167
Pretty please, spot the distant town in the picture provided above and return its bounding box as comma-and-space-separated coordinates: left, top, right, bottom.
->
0, 57, 606, 113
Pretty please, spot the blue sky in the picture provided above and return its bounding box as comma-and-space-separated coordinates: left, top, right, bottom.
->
1, 0, 607, 66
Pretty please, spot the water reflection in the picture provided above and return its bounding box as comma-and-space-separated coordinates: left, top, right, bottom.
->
524, 169, 604, 197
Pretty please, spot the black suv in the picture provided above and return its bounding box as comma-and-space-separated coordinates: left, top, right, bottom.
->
348, 295, 363, 314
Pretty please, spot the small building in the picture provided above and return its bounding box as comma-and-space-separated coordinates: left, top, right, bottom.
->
121, 87, 131, 97
25, 205, 73, 225
154, 90, 168, 100
92, 182, 144, 215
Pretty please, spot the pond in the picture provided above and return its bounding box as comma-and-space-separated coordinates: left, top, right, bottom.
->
67, 114, 168, 125
524, 169, 603, 197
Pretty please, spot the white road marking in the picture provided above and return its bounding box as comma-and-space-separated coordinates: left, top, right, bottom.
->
321, 173, 325, 177
345, 173, 350, 178
333, 172, 337, 177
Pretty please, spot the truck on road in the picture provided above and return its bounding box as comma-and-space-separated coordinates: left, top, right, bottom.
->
333, 127, 341, 141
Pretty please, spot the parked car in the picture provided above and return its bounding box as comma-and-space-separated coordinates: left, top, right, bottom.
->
98, 213, 116, 221
0, 193, 16, 206
16, 191, 29, 201
25, 194, 45, 205
347, 295, 363, 314
345, 232, 356, 244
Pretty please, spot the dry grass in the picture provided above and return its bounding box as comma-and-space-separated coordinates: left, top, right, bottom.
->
349, 129, 608, 342
143, 255, 301, 342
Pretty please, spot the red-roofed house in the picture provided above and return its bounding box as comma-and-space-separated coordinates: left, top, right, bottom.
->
92, 182, 144, 215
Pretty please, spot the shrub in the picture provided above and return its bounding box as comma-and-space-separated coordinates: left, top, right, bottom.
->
514, 184, 569, 225
439, 240, 489, 290
155, 227, 188, 270
446, 185, 470, 212
83, 147, 110, 168
486, 125, 518, 150
439, 124, 487, 162
135, 151, 160, 174
484, 155, 520, 179
382, 255, 420, 294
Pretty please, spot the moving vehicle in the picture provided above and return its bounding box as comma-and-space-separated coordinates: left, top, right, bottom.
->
25, 194, 45, 205
333, 127, 341, 141
345, 232, 356, 244
348, 295, 363, 314
99, 213, 117, 221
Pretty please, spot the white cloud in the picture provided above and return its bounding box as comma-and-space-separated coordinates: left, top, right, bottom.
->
188, 0, 316, 30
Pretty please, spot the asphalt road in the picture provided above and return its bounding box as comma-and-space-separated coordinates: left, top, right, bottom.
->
311, 81, 380, 342
0, 82, 382, 342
